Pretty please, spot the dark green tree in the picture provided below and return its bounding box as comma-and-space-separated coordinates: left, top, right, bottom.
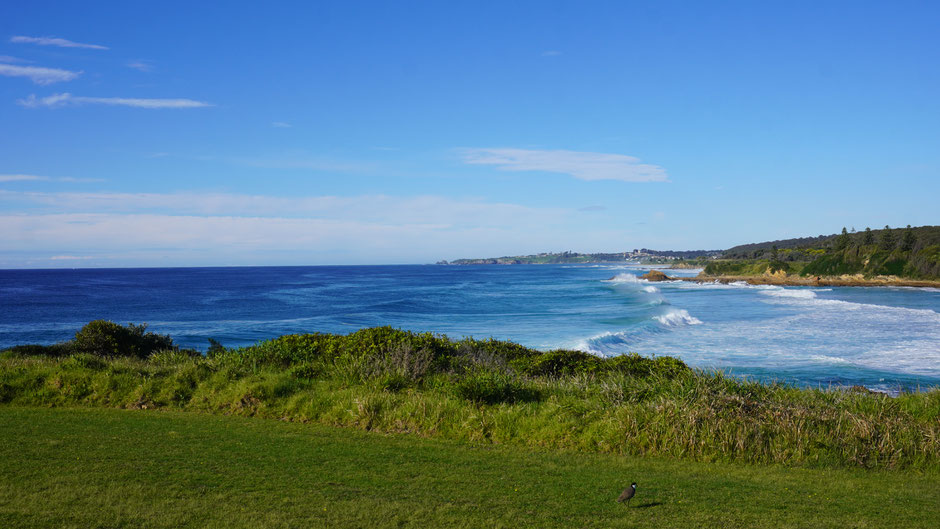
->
771, 245, 779, 261
835, 227, 850, 251
900, 225, 917, 252
863, 227, 874, 245
73, 320, 173, 358
880, 225, 896, 251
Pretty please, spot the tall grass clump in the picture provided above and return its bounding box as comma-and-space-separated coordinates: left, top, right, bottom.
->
2, 324, 939, 471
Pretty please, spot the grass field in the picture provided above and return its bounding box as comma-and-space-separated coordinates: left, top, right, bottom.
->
1, 407, 938, 528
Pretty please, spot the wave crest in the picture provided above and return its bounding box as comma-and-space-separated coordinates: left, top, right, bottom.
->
653, 308, 703, 327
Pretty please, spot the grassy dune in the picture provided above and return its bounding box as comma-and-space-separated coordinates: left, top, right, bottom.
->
2, 407, 939, 529
3, 326, 939, 471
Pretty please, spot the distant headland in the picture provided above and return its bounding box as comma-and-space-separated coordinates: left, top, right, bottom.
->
437, 248, 720, 266
441, 225, 940, 284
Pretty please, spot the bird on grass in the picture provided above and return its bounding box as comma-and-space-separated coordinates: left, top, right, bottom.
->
617, 482, 637, 505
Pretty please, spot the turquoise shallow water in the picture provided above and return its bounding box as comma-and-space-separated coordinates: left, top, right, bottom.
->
2, 264, 938, 392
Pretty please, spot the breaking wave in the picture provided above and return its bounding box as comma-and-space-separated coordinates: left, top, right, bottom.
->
653, 308, 703, 326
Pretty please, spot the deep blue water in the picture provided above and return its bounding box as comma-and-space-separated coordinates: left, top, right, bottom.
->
2, 264, 939, 393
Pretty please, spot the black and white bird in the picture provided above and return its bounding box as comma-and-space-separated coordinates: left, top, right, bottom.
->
616, 482, 637, 505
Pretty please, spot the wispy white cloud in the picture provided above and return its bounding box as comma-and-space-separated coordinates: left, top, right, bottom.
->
461, 148, 669, 183
0, 192, 600, 265
0, 174, 45, 182
0, 55, 27, 63
18, 92, 212, 109
50, 255, 93, 261
542, 50, 562, 57
0, 174, 103, 183
271, 121, 292, 128
0, 63, 81, 85
126, 60, 154, 72
10, 35, 108, 50
0, 189, 566, 227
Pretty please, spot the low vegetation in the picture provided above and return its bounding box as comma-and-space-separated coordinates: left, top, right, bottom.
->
2, 321, 939, 471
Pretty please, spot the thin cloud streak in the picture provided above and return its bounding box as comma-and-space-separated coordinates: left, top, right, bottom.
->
0, 174, 45, 182
0, 64, 81, 85
126, 60, 154, 72
0, 189, 567, 227
462, 148, 669, 183
0, 211, 623, 267
17, 93, 212, 109
10, 35, 108, 50
0, 174, 103, 183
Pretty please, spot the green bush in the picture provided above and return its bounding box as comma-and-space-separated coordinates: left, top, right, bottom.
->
3, 343, 74, 357
287, 363, 319, 379
514, 349, 604, 377
606, 353, 689, 378
454, 371, 541, 404
73, 320, 174, 359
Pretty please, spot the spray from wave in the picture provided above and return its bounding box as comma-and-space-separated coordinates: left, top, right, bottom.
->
603, 273, 640, 284
653, 308, 703, 326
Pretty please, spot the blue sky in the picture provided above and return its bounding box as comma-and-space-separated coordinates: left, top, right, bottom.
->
1, 1, 938, 267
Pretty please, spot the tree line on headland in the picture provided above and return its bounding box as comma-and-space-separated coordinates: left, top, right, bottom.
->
442, 225, 940, 280
716, 225, 940, 279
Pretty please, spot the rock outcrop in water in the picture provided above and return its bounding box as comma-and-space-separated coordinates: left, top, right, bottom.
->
639, 270, 671, 281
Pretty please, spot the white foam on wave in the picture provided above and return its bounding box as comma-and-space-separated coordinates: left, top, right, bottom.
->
809, 354, 852, 365
653, 308, 703, 327
758, 288, 940, 321
759, 288, 818, 300
665, 279, 750, 290
643, 285, 660, 293
894, 286, 940, 293
603, 272, 640, 284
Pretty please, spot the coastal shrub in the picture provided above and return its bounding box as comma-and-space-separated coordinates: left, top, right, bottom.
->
73, 320, 174, 359
514, 349, 604, 377
704, 260, 770, 276
287, 363, 319, 380
607, 353, 689, 379
449, 340, 510, 373
362, 342, 435, 384
2, 325, 940, 470
874, 256, 907, 276
3, 343, 74, 357
454, 370, 541, 404
768, 260, 790, 274
908, 245, 940, 277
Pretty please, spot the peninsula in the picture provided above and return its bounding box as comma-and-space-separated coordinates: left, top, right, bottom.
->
448, 225, 940, 285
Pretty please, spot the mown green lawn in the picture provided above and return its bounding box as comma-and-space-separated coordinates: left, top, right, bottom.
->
1, 407, 937, 528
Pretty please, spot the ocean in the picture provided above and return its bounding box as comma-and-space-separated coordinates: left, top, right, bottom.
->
2, 264, 938, 393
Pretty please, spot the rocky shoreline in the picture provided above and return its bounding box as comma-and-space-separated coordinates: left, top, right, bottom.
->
643, 270, 940, 288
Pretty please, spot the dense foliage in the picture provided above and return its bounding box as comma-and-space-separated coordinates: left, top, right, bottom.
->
2, 323, 939, 470
8, 320, 179, 359
713, 225, 940, 279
